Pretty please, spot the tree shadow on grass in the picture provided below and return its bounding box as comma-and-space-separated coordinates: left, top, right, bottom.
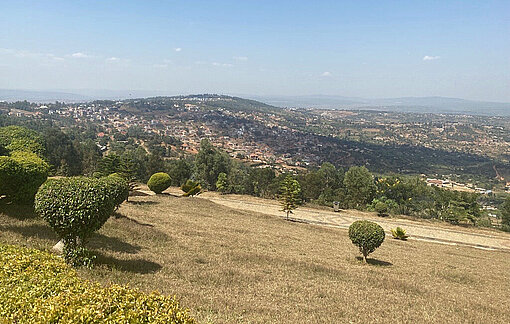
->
112, 212, 154, 227
94, 252, 162, 274
356, 256, 393, 267
160, 192, 179, 197
2, 223, 57, 241
126, 200, 159, 206
130, 190, 151, 197
0, 203, 37, 220
88, 233, 142, 254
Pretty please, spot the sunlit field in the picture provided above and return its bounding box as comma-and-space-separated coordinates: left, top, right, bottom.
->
1, 193, 509, 323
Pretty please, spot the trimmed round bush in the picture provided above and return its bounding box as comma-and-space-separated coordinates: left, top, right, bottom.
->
0, 243, 195, 323
147, 172, 172, 194
0, 151, 49, 204
35, 177, 117, 265
374, 201, 389, 216
348, 220, 386, 262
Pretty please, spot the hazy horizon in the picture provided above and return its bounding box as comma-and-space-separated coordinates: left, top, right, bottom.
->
1, 1, 509, 103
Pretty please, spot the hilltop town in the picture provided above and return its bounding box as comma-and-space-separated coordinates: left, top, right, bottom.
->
1, 95, 509, 192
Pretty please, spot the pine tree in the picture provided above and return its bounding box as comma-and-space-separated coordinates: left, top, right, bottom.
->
216, 172, 228, 194
279, 175, 301, 220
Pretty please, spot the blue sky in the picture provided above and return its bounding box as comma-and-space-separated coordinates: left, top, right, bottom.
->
1, 0, 509, 101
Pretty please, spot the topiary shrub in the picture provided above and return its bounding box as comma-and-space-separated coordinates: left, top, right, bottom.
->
147, 172, 172, 194
104, 173, 130, 210
374, 201, 389, 217
391, 227, 409, 240
348, 220, 386, 262
0, 151, 49, 204
0, 243, 195, 323
34, 177, 116, 266
181, 179, 202, 197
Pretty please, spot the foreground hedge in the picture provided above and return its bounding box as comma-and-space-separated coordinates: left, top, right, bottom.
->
0, 244, 195, 323
0, 151, 49, 203
35, 177, 116, 244
35, 176, 128, 265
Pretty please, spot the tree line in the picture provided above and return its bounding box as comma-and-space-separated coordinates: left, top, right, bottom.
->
1, 123, 509, 230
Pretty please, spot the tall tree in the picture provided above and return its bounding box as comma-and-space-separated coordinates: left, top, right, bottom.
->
216, 172, 228, 194
42, 128, 82, 176
194, 139, 231, 190
167, 158, 194, 186
343, 166, 376, 209
279, 175, 301, 220
75, 139, 102, 176
501, 196, 510, 230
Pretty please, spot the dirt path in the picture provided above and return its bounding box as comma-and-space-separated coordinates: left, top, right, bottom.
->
197, 191, 510, 252
141, 187, 510, 251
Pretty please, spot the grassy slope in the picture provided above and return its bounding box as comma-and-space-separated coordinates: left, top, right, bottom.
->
1, 195, 509, 323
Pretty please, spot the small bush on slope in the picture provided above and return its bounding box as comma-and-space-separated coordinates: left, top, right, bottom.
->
147, 172, 172, 194
348, 220, 385, 262
0, 244, 195, 323
391, 227, 409, 240
181, 179, 202, 197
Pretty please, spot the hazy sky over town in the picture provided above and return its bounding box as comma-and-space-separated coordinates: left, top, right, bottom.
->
1, 0, 509, 102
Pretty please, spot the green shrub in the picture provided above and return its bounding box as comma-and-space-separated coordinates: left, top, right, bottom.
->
148, 172, 172, 194
0, 243, 195, 323
391, 227, 409, 240
374, 201, 389, 217
216, 172, 228, 194
0, 151, 49, 204
348, 220, 386, 262
34, 177, 116, 265
0, 125, 45, 156
104, 173, 130, 210
181, 179, 202, 197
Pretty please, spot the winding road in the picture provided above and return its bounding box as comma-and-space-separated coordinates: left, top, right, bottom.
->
197, 191, 510, 252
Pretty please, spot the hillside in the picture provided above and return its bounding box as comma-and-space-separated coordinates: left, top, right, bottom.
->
2, 191, 509, 323
114, 95, 509, 181
1, 94, 509, 183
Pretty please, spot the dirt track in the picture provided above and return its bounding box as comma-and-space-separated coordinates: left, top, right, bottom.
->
195, 191, 510, 252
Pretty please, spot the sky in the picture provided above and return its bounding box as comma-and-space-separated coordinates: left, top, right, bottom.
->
1, 0, 509, 102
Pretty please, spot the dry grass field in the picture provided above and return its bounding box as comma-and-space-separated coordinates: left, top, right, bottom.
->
1, 194, 510, 323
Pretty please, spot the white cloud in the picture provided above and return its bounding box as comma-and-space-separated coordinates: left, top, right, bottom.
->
233, 56, 248, 61
50, 55, 65, 61
71, 52, 89, 58
106, 57, 119, 61
321, 71, 332, 77
175, 48, 182, 52
212, 62, 233, 67
423, 55, 440, 61
0, 48, 64, 62
153, 63, 169, 69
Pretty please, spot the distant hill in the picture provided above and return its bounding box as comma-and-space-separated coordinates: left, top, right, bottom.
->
2, 89, 509, 116
0, 89, 91, 102
0, 89, 173, 103
251, 95, 510, 116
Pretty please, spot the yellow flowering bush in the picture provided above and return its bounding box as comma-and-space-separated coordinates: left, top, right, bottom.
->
0, 244, 195, 323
